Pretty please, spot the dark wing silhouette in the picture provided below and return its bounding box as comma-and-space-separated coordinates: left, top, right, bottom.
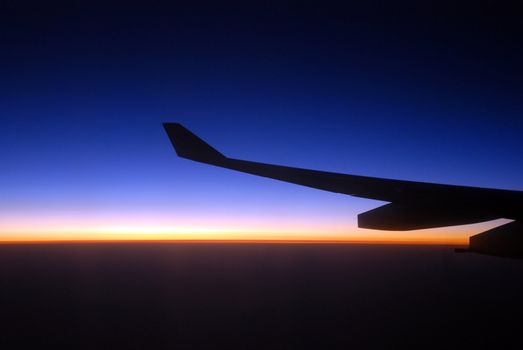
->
163, 123, 523, 257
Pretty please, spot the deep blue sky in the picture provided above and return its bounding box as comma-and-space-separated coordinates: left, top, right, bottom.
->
1, 1, 522, 241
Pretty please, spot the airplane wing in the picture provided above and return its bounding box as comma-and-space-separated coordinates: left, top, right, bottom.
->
163, 123, 523, 257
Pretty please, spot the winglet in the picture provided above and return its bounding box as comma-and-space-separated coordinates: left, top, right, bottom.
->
163, 123, 226, 164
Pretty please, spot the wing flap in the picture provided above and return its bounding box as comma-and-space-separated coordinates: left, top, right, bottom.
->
358, 203, 499, 231
469, 221, 523, 258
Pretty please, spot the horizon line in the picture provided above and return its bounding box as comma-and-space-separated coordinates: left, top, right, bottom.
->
0, 239, 467, 246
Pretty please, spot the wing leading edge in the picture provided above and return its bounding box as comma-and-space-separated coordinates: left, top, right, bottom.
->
163, 123, 523, 257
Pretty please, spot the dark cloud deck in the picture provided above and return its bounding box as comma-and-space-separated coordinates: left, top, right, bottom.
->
1, 243, 521, 349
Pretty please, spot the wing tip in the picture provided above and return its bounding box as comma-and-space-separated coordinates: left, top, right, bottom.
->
163, 122, 226, 163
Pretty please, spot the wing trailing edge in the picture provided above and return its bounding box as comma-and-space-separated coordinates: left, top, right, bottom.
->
358, 203, 498, 231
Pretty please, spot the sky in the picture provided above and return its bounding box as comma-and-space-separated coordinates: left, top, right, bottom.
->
1, 1, 522, 243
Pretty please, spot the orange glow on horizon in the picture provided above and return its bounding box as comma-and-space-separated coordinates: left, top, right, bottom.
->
0, 240, 468, 246
0, 213, 511, 245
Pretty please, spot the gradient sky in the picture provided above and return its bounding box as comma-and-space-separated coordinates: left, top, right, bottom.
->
1, 1, 522, 243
